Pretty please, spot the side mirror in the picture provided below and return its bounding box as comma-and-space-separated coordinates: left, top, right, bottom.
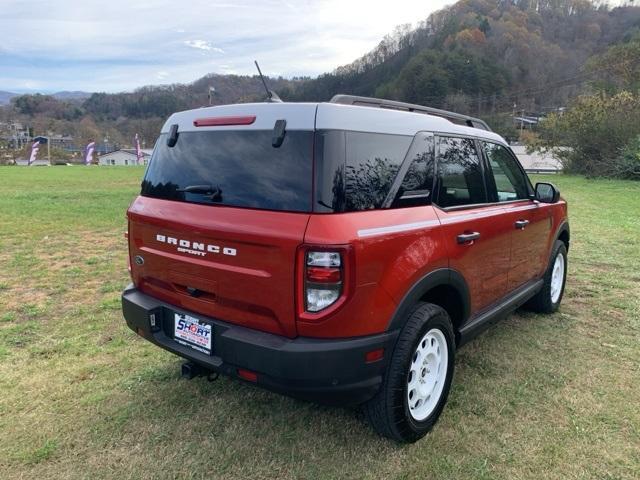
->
534, 182, 560, 203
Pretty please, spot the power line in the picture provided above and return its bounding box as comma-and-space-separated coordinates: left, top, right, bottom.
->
404, 55, 637, 109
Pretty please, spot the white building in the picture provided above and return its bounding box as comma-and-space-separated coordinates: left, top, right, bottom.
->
98, 149, 153, 166
510, 145, 564, 173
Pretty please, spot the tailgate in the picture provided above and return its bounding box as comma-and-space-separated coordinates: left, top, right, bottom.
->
128, 197, 309, 337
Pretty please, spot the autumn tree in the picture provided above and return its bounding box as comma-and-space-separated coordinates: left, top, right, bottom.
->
587, 34, 640, 94
534, 91, 640, 178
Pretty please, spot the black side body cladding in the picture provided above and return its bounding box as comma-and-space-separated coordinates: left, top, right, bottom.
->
457, 279, 543, 345
387, 268, 471, 333
386, 268, 545, 347
556, 221, 570, 250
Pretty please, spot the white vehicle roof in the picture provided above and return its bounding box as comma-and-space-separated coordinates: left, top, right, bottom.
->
161, 101, 507, 145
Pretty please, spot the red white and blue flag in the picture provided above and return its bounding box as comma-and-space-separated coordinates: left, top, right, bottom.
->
84, 141, 96, 165
28, 140, 40, 166
134, 134, 143, 165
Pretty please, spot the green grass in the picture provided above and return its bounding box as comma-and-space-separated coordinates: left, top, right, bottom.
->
1, 166, 639, 479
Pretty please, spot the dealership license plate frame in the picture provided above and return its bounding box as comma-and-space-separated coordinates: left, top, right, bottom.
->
173, 312, 213, 355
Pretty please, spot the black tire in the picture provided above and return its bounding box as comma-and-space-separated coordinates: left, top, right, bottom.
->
363, 302, 455, 443
525, 240, 568, 314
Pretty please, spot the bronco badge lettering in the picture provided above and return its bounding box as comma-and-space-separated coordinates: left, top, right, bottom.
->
156, 234, 237, 257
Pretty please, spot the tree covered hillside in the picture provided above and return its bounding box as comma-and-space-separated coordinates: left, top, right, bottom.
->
285, 0, 640, 117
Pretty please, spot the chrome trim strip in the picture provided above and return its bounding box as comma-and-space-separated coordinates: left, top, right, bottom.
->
503, 204, 540, 213
438, 210, 505, 224
357, 219, 440, 238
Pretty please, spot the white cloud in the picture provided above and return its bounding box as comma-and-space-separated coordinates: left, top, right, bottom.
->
184, 40, 224, 53
22, 80, 43, 90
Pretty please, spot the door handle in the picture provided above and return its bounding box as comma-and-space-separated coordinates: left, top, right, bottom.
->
456, 232, 480, 244
515, 219, 530, 229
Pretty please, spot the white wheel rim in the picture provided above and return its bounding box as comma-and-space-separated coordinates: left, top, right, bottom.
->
407, 328, 448, 421
550, 252, 565, 304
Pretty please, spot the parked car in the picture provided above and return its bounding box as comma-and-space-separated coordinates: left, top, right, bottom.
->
122, 95, 569, 442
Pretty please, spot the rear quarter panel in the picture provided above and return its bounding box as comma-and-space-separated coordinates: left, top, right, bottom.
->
301, 206, 448, 338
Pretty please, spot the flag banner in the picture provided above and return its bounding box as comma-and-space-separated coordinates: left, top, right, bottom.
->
28, 140, 40, 166
135, 134, 143, 165
84, 141, 96, 165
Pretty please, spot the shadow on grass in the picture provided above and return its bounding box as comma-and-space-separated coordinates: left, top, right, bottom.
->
89, 355, 408, 477
84, 310, 572, 477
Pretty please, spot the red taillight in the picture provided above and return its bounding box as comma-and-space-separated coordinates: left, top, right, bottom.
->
237, 368, 258, 382
125, 229, 132, 276
306, 266, 341, 283
296, 245, 353, 321
304, 250, 343, 313
193, 115, 256, 127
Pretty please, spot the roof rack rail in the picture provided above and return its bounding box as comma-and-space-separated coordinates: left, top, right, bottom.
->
329, 94, 492, 132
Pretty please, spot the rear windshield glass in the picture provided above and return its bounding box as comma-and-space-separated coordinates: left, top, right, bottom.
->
141, 130, 313, 212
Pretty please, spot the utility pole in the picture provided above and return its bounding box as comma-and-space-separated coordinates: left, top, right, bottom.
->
512, 103, 517, 142
37, 135, 51, 163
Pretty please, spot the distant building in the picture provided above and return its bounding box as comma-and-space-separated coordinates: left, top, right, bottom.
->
0, 121, 31, 149
513, 116, 540, 130
511, 145, 563, 173
98, 148, 153, 166
49, 134, 75, 149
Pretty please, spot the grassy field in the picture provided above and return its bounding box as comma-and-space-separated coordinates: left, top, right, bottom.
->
0, 166, 638, 479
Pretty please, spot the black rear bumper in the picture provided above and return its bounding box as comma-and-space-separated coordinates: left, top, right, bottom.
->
122, 285, 398, 405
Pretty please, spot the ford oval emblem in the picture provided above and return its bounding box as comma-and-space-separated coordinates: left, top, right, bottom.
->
134, 255, 145, 265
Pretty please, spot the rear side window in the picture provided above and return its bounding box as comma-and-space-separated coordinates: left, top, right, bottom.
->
434, 137, 486, 208
141, 130, 313, 212
344, 132, 412, 211
389, 134, 435, 208
314, 130, 412, 212
482, 142, 530, 202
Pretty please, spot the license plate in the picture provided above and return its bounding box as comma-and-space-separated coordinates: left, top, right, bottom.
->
174, 313, 212, 355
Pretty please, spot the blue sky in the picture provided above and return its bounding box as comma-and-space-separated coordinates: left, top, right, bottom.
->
0, 0, 453, 93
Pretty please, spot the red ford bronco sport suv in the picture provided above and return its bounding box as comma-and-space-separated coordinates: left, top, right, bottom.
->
122, 95, 569, 442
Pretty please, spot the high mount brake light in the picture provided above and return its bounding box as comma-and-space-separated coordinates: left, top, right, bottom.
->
193, 115, 256, 127
305, 251, 342, 312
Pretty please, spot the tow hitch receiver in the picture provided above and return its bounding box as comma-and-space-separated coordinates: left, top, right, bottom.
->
181, 361, 207, 379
